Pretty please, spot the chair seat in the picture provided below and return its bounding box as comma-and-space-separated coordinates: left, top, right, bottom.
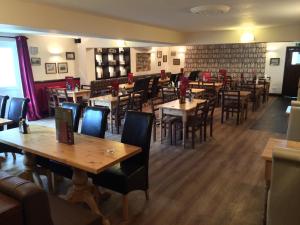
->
48, 194, 102, 225
91, 164, 147, 195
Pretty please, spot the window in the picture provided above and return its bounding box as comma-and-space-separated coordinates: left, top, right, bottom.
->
0, 38, 23, 98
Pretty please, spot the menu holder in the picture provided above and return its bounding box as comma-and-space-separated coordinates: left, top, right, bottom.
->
55, 108, 74, 145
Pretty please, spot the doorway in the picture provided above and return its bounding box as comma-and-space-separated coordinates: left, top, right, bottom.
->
282, 46, 300, 97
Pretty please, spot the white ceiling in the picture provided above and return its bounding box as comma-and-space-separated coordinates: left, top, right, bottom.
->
30, 0, 300, 32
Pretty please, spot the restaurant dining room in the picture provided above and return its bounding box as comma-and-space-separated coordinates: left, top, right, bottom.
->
1, 1, 300, 225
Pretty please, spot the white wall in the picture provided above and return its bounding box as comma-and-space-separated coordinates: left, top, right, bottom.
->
27, 35, 78, 81
265, 42, 296, 94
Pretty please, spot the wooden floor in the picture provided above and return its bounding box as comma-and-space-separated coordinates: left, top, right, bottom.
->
1, 97, 286, 225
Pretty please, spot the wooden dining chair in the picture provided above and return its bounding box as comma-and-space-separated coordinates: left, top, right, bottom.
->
91, 111, 154, 221
161, 87, 178, 103
112, 93, 131, 134
130, 90, 143, 112
55, 88, 70, 105
46, 88, 58, 116
204, 97, 217, 139
0, 95, 9, 131
221, 90, 245, 125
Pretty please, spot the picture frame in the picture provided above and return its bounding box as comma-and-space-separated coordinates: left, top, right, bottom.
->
157, 51, 162, 58
158, 61, 161, 66
270, 58, 280, 66
45, 63, 57, 74
29, 47, 38, 55
31, 57, 41, 66
171, 51, 176, 57
173, 58, 180, 65
66, 52, 75, 60
58, 62, 68, 73
163, 55, 167, 62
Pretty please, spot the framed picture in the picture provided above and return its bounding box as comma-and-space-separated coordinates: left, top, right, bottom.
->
171, 51, 176, 57
163, 55, 167, 62
173, 58, 180, 65
158, 61, 161, 66
157, 51, 162, 58
58, 62, 68, 73
45, 63, 57, 74
31, 57, 41, 66
270, 58, 280, 66
66, 52, 75, 60
29, 46, 38, 55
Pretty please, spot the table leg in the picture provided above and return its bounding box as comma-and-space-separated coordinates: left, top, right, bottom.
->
159, 108, 163, 143
182, 113, 187, 148
19, 152, 36, 182
109, 104, 113, 133
66, 168, 110, 225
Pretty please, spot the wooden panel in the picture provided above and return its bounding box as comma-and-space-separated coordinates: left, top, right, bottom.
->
0, 125, 141, 174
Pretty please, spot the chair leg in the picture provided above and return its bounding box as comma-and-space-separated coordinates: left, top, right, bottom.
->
153, 123, 156, 142
46, 170, 53, 193
122, 195, 129, 221
12, 153, 16, 161
4, 152, 8, 158
192, 126, 195, 148
145, 190, 149, 201
210, 120, 213, 137
204, 122, 207, 142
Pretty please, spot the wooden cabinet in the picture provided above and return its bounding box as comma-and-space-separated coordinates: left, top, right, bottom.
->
95, 47, 131, 80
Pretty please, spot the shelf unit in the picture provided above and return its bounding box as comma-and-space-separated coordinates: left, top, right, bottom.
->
94, 47, 131, 80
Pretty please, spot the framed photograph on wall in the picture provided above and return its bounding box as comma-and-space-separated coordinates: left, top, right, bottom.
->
45, 63, 57, 74
31, 57, 41, 66
157, 51, 162, 58
58, 62, 68, 73
158, 61, 161, 66
163, 55, 167, 62
171, 51, 176, 57
173, 58, 180, 65
66, 52, 75, 60
270, 58, 280, 66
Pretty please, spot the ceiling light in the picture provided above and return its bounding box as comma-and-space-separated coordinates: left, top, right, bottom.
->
240, 31, 255, 43
190, 4, 231, 15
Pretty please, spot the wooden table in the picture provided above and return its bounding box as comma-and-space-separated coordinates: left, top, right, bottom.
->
0, 125, 141, 225
262, 138, 300, 186
189, 82, 223, 92
0, 118, 13, 126
191, 88, 205, 98
119, 83, 134, 90
67, 90, 91, 102
159, 78, 170, 84
159, 99, 206, 148
90, 94, 124, 132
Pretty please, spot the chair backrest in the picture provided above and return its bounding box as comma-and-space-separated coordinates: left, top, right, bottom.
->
120, 111, 154, 170
161, 87, 178, 103
150, 96, 163, 119
130, 90, 143, 112
194, 101, 208, 119
55, 88, 69, 104
150, 76, 160, 98
7, 97, 30, 129
267, 147, 300, 225
133, 78, 146, 92
208, 97, 217, 118
81, 106, 109, 138
116, 93, 131, 115
222, 90, 241, 108
188, 71, 200, 81
0, 95, 9, 118
287, 106, 300, 141
62, 102, 81, 132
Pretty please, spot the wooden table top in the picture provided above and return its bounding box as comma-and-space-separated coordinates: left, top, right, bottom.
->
90, 94, 125, 104
191, 88, 205, 94
159, 99, 206, 111
261, 138, 300, 161
0, 118, 13, 126
0, 125, 141, 174
119, 83, 134, 90
67, 90, 91, 94
189, 81, 223, 87
220, 91, 252, 97
159, 78, 170, 83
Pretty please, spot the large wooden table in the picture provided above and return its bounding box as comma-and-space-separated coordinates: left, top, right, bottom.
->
159, 99, 206, 148
0, 125, 141, 225
0, 118, 13, 126
261, 138, 300, 186
189, 81, 223, 92
67, 89, 91, 102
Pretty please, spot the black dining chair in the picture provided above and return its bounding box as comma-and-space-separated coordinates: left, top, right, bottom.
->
0, 97, 30, 159
0, 95, 9, 131
61, 102, 81, 133
91, 111, 154, 221
36, 106, 109, 191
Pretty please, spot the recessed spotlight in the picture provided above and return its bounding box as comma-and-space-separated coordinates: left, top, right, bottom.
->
190, 4, 231, 15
